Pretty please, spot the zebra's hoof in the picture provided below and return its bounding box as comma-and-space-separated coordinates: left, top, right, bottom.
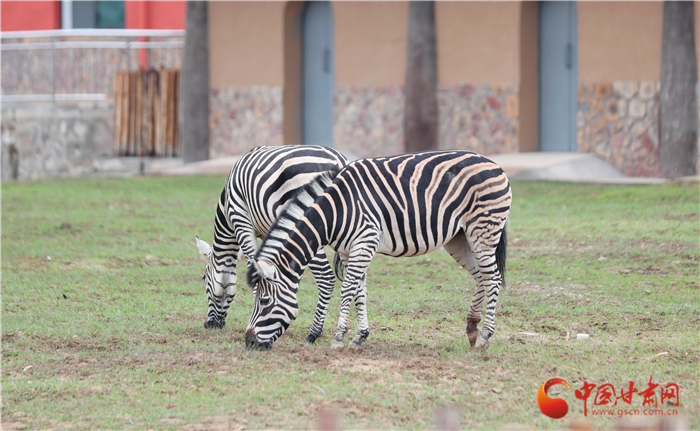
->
474, 334, 489, 350
331, 338, 345, 350
467, 331, 479, 347
348, 341, 363, 351
204, 319, 225, 329
304, 334, 318, 345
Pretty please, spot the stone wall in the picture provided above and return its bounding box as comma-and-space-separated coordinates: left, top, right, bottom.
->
332, 83, 520, 159
2, 40, 182, 96
333, 84, 405, 159
209, 83, 520, 160
208, 86, 283, 158
438, 83, 519, 155
577, 81, 661, 177
1, 102, 114, 180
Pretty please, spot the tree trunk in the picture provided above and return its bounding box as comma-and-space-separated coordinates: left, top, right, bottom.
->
404, 1, 438, 153
181, 1, 210, 163
660, 1, 698, 178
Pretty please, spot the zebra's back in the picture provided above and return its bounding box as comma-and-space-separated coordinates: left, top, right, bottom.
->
228, 145, 347, 235
324, 150, 511, 257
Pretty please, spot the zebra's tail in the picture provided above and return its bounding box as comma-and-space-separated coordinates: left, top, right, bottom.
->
496, 218, 508, 287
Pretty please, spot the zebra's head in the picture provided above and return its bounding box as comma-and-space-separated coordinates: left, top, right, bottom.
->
244, 259, 299, 350
196, 235, 237, 330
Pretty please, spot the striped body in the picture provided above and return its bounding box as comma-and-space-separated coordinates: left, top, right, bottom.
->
246, 150, 511, 349
197, 145, 347, 343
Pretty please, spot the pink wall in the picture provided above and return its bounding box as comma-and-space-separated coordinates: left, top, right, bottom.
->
0, 1, 61, 31
0, 1, 184, 32
125, 1, 185, 29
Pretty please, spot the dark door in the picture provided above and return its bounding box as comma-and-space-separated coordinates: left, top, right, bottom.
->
302, 1, 334, 146
539, 1, 578, 151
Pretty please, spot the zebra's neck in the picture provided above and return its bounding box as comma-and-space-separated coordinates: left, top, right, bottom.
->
211, 187, 239, 267
256, 172, 337, 282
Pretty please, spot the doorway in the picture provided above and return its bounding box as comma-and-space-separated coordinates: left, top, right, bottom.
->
302, 1, 335, 146
539, 1, 578, 152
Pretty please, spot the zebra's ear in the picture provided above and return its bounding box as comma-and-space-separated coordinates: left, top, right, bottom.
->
257, 260, 276, 280
195, 235, 212, 256
247, 259, 277, 289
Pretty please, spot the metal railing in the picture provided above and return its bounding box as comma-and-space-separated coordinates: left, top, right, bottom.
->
1, 29, 184, 103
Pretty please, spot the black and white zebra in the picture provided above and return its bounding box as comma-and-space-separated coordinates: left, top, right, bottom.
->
245, 150, 511, 350
195, 145, 348, 343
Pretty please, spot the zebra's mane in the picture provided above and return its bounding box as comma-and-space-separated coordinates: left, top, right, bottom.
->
247, 168, 340, 288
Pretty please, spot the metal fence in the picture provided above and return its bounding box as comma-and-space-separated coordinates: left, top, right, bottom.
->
0, 29, 184, 103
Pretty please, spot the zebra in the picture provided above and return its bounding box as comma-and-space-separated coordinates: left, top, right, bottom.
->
195, 145, 348, 344
245, 150, 511, 350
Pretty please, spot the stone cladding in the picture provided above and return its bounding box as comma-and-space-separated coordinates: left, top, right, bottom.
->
332, 83, 520, 158
578, 81, 661, 177
208, 86, 284, 158
1, 102, 113, 180
438, 83, 520, 155
333, 85, 405, 158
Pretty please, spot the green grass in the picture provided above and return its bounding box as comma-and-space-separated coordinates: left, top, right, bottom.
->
2, 176, 698, 430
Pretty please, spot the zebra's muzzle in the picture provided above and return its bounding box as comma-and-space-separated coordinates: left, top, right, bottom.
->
245, 329, 271, 351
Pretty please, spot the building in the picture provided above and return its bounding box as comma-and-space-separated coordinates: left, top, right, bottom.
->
2, 1, 699, 178
208, 1, 700, 177
0, 1, 184, 31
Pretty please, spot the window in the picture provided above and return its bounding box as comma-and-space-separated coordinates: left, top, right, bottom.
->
72, 1, 124, 29
96, 1, 124, 28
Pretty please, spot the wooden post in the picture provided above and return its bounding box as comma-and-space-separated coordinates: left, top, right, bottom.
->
113, 71, 122, 156
128, 71, 136, 156
173, 69, 180, 156
135, 70, 143, 156
121, 71, 130, 156
145, 69, 156, 156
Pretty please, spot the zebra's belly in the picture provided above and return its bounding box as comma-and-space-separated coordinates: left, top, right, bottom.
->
376, 233, 455, 258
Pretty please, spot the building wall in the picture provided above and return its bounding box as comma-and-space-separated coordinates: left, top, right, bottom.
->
519, 1, 539, 152
437, 2, 521, 84
0, 0, 185, 31
208, 1, 286, 157
577, 1, 667, 176
1, 102, 114, 180
435, 2, 521, 156
333, 1, 408, 158
203, 1, 696, 176
207, 1, 523, 160
579, 2, 663, 81
0, 1, 61, 31
125, 1, 185, 30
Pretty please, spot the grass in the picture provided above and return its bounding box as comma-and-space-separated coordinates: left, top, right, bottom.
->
1, 175, 698, 430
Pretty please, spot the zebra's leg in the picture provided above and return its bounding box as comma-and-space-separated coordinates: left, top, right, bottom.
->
200, 236, 241, 329
304, 249, 336, 344
349, 273, 370, 349
331, 221, 378, 349
332, 253, 376, 348
331, 273, 357, 349
465, 221, 507, 350
344, 232, 378, 349
443, 233, 483, 347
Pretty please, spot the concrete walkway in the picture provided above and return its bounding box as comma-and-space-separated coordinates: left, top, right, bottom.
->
152, 151, 698, 185
487, 152, 669, 184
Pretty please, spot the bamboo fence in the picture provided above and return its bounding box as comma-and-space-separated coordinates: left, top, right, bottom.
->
113, 68, 180, 157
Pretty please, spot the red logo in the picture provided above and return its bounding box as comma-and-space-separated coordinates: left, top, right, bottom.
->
538, 377, 680, 419
537, 378, 572, 419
